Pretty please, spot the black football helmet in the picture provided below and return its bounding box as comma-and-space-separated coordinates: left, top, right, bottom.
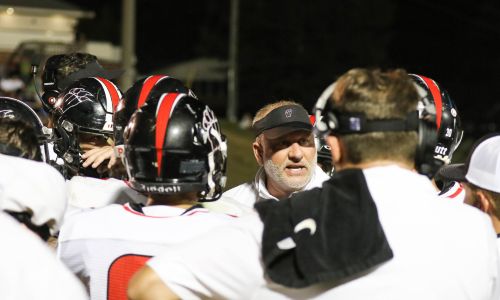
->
52, 77, 122, 177
315, 135, 334, 176
0, 96, 50, 161
410, 74, 463, 178
123, 92, 227, 201
113, 75, 196, 153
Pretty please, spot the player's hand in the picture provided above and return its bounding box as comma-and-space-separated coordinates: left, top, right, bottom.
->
81, 146, 117, 169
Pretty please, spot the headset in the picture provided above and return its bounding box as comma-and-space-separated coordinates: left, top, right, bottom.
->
38, 56, 108, 114
38, 55, 65, 113
312, 81, 437, 177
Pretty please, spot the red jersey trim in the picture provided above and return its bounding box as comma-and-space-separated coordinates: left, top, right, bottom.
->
122, 203, 209, 218
448, 183, 464, 199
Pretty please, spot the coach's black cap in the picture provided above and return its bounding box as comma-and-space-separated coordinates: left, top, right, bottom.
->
253, 104, 312, 139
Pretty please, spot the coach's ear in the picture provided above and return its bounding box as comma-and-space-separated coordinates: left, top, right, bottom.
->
325, 135, 341, 165
253, 138, 264, 166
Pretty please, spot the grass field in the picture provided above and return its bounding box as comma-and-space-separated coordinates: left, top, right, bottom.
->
220, 120, 259, 190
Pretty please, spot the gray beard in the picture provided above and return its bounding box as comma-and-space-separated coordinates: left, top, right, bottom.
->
263, 154, 316, 192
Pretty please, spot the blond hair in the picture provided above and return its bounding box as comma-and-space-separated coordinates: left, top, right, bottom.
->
331, 68, 419, 165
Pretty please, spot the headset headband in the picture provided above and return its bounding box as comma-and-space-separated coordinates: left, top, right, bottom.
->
313, 81, 420, 136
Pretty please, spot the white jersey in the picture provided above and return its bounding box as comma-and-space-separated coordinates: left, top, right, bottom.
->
0, 212, 88, 300
148, 165, 500, 300
57, 202, 234, 300
438, 181, 465, 203
0, 154, 67, 233
206, 165, 329, 215
65, 176, 146, 215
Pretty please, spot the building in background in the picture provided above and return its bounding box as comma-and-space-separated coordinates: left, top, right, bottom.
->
0, 0, 121, 76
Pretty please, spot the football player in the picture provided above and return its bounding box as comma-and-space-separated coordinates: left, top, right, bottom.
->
49, 77, 146, 211
57, 92, 232, 300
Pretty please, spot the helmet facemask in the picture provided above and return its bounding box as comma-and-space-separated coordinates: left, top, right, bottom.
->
53, 116, 113, 178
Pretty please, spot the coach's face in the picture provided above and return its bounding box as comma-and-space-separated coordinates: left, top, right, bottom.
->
253, 129, 317, 199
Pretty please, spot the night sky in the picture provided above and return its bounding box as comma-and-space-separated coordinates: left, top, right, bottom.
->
69, 0, 500, 139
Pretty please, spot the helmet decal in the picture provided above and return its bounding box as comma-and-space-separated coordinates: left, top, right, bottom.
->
201, 106, 227, 199
57, 88, 93, 114
138, 75, 170, 108
0, 109, 15, 119
201, 106, 222, 150
155, 92, 184, 176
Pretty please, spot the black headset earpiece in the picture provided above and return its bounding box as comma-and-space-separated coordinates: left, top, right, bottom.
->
41, 90, 60, 114
415, 118, 439, 177
40, 56, 64, 114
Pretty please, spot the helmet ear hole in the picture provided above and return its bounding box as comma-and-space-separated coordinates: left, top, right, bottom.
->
41, 90, 60, 113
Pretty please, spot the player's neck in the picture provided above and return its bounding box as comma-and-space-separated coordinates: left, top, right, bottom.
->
490, 215, 500, 235
147, 192, 199, 208
336, 159, 414, 171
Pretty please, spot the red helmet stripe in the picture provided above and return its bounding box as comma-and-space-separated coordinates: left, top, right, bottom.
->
419, 75, 443, 130
309, 115, 316, 125
155, 93, 181, 177
138, 75, 169, 109
94, 77, 122, 112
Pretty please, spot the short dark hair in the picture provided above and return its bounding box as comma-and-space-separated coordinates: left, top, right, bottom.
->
332, 68, 420, 165
0, 118, 42, 161
43, 53, 98, 91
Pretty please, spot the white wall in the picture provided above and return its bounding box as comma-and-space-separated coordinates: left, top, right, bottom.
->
0, 13, 77, 51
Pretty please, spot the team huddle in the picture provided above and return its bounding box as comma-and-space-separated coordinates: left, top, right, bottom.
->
0, 53, 499, 300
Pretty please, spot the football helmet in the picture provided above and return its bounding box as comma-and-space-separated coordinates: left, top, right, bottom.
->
52, 77, 122, 177
315, 135, 334, 176
114, 75, 195, 152
123, 93, 227, 201
410, 74, 463, 168
0, 96, 50, 161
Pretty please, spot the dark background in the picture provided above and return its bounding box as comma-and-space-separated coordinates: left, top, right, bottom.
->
68, 0, 500, 140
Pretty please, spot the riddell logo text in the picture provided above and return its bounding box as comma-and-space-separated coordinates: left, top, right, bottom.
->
141, 185, 181, 193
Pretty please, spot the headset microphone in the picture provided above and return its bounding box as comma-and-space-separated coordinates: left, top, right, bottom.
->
31, 62, 54, 165
31, 64, 45, 104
